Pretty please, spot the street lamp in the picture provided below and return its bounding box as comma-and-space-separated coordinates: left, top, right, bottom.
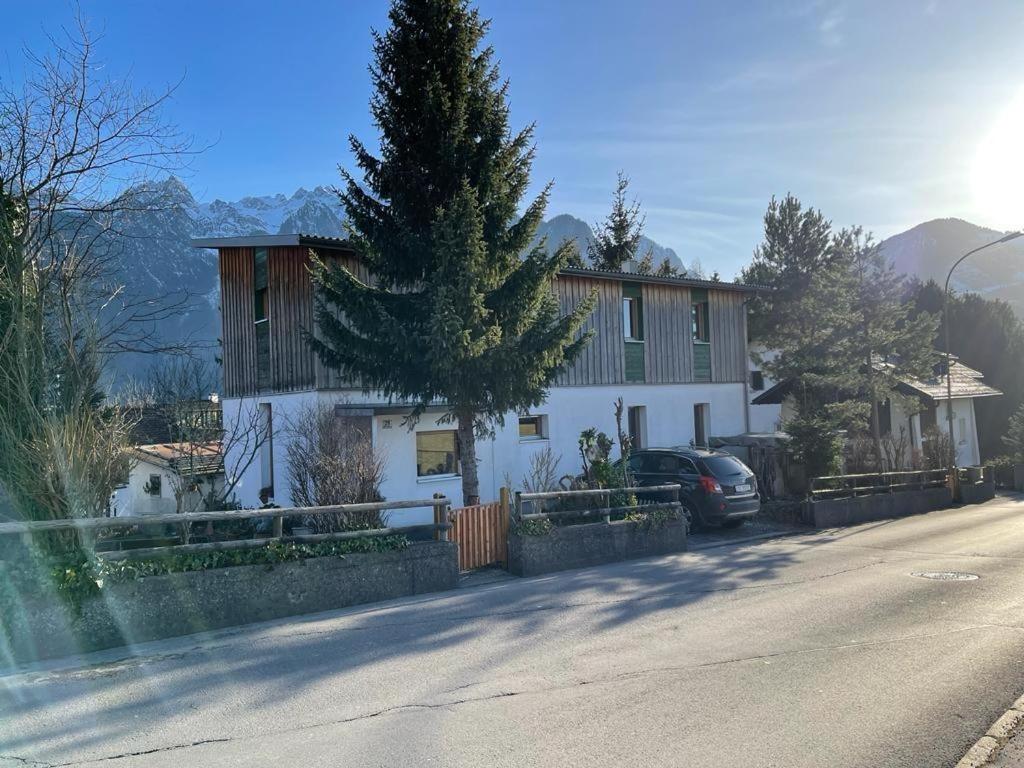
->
943, 230, 1024, 491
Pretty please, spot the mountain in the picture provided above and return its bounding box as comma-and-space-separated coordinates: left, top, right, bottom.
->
532, 213, 687, 273
90, 180, 685, 387
880, 218, 1024, 316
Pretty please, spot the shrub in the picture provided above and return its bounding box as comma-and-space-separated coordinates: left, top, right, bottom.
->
284, 404, 387, 533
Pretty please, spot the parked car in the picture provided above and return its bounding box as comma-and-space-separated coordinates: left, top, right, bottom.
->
623, 447, 760, 529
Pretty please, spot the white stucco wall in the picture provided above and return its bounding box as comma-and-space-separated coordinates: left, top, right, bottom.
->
111, 459, 224, 517
221, 382, 749, 526
747, 345, 782, 433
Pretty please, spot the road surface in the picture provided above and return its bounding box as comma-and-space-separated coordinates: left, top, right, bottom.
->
4, 496, 1024, 767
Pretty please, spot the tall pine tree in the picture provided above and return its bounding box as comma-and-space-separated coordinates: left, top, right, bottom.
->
834, 227, 938, 470
309, 0, 595, 504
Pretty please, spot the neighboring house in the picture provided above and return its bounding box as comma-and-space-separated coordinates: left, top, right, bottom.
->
192, 234, 759, 524
746, 344, 782, 434
749, 356, 1002, 468
112, 442, 224, 517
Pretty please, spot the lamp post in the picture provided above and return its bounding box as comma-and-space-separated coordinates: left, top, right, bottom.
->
943, 230, 1024, 492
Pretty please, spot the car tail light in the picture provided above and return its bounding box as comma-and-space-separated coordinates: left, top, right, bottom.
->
699, 475, 722, 494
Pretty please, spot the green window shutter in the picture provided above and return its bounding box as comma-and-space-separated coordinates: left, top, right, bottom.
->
693, 343, 711, 382
625, 341, 645, 382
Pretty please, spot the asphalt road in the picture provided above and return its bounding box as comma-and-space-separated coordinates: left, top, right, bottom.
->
5, 496, 1024, 768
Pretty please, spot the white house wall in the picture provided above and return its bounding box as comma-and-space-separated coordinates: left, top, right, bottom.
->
221, 382, 748, 527
747, 344, 782, 433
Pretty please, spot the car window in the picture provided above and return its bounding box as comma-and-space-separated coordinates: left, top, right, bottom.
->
701, 455, 751, 477
627, 453, 648, 472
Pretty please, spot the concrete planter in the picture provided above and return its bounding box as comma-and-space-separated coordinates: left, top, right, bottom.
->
508, 520, 687, 578
959, 478, 996, 505
805, 486, 953, 528
2, 541, 458, 666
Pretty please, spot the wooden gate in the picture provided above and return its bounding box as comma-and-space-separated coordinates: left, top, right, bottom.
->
449, 493, 509, 571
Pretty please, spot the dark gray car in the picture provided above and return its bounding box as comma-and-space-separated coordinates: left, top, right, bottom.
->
626, 447, 760, 528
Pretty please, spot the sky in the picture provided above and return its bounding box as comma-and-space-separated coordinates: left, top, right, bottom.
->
4, 1, 1024, 278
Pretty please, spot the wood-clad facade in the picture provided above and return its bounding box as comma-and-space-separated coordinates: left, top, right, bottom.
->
217, 245, 753, 398
553, 271, 749, 388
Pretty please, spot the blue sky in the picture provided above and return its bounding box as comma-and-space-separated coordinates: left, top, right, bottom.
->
5, 1, 1024, 277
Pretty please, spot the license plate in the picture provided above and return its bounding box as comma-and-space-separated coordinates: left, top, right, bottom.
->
734, 484, 751, 493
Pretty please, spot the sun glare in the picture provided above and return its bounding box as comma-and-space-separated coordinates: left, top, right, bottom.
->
972, 90, 1024, 230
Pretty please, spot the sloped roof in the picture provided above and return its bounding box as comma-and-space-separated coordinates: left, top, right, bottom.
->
751, 359, 1002, 406
134, 442, 223, 476
191, 235, 762, 294
896, 361, 1002, 401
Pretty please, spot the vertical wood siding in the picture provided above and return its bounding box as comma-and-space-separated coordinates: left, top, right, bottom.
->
219, 247, 256, 398
709, 290, 747, 383
221, 248, 750, 394
555, 275, 624, 386
268, 247, 316, 392
642, 282, 693, 383
220, 246, 320, 397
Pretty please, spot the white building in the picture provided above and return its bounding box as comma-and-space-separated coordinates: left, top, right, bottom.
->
748, 357, 1002, 468
195, 235, 760, 525
112, 442, 224, 517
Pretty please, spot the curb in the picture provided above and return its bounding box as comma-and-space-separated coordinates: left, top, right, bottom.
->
956, 695, 1024, 767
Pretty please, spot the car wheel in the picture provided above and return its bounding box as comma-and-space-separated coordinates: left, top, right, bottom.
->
681, 501, 705, 531
721, 518, 746, 529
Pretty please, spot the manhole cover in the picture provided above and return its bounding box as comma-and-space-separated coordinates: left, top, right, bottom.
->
910, 571, 980, 581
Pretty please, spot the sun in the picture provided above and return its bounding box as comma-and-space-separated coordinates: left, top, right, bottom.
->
972, 91, 1024, 230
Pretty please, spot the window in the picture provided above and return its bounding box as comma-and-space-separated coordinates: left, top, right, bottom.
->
623, 299, 643, 340
259, 402, 274, 499
879, 399, 892, 435
693, 403, 710, 447
254, 248, 270, 389
692, 297, 710, 343
627, 405, 647, 450
518, 415, 547, 440
417, 431, 460, 477
146, 474, 162, 496
751, 370, 765, 391
959, 416, 968, 445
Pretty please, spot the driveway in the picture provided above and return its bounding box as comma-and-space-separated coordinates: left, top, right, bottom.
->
4, 496, 1024, 767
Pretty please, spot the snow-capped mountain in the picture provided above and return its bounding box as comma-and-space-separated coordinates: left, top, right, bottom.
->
879, 218, 1024, 316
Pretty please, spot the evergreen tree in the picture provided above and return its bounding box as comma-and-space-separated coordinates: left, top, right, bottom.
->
560, 237, 587, 269
1003, 404, 1024, 462
742, 194, 838, 341
744, 196, 853, 480
835, 228, 938, 470
588, 171, 650, 271
310, 0, 595, 504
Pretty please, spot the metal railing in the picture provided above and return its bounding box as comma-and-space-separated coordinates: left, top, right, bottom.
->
514, 484, 683, 525
0, 497, 452, 562
809, 470, 948, 500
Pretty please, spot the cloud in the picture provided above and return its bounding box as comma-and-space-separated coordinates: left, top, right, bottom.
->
818, 5, 846, 47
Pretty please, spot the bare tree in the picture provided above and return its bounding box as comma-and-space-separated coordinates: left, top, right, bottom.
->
284, 404, 387, 533
142, 358, 266, 513
0, 17, 196, 525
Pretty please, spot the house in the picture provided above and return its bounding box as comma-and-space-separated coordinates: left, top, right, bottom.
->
111, 401, 226, 516
191, 234, 759, 524
749, 356, 1002, 468
112, 442, 224, 517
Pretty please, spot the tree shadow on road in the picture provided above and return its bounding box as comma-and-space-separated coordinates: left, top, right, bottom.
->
0, 539, 800, 762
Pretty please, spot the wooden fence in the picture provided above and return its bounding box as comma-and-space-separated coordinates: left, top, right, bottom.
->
0, 498, 453, 562
449, 489, 510, 571
809, 469, 948, 500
